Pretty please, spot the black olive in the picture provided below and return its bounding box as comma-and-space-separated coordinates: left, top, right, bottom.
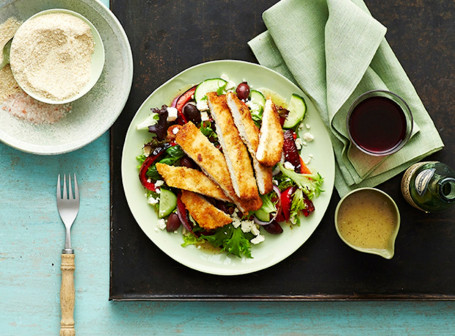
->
180, 156, 195, 169
236, 82, 250, 100
166, 213, 181, 232
183, 103, 201, 124
263, 220, 283, 234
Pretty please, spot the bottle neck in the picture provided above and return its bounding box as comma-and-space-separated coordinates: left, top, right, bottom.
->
439, 177, 455, 202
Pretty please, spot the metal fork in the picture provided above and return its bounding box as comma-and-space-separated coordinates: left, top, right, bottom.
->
56, 174, 79, 336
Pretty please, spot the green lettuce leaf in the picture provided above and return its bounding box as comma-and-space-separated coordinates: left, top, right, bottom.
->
201, 224, 253, 258
278, 163, 324, 199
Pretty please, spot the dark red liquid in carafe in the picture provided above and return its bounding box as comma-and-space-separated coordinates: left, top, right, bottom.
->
348, 96, 407, 154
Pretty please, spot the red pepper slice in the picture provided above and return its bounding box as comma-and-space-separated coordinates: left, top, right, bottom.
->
299, 156, 312, 174
283, 130, 301, 172
177, 192, 194, 234
302, 198, 315, 217
275, 211, 285, 223
138, 148, 166, 191
175, 86, 197, 123
280, 186, 295, 222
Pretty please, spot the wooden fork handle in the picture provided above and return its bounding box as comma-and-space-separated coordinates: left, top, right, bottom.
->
60, 253, 75, 336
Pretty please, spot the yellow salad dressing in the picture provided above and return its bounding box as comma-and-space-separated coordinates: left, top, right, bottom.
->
337, 189, 398, 249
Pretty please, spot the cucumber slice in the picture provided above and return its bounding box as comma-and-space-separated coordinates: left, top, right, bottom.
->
254, 208, 270, 222
158, 189, 177, 218
194, 78, 227, 102
283, 94, 306, 129
248, 89, 266, 113
257, 88, 288, 108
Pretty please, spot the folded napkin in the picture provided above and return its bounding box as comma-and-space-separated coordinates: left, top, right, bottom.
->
248, 0, 444, 196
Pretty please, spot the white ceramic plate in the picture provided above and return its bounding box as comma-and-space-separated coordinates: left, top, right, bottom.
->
0, 0, 133, 155
122, 60, 335, 276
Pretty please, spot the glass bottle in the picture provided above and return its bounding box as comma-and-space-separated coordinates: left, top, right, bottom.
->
401, 161, 455, 213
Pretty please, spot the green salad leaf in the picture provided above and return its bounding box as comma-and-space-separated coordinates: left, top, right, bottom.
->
200, 121, 218, 141
290, 189, 306, 225
259, 193, 277, 214
278, 163, 324, 199
137, 145, 186, 181
181, 234, 205, 247
201, 224, 253, 258
216, 82, 228, 96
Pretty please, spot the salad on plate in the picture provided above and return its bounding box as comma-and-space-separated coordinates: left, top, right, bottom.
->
135, 75, 324, 258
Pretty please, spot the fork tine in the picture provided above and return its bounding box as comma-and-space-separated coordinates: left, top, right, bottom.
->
63, 174, 67, 199
74, 173, 79, 201
57, 174, 61, 199
68, 174, 73, 199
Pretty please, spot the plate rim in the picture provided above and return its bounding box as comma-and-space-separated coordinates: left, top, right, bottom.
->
121, 59, 335, 276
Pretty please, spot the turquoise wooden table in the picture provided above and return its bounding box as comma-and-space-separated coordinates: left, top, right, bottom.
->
1, 1, 455, 335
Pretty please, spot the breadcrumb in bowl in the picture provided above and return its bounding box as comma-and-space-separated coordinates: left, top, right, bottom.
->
0, 0, 133, 155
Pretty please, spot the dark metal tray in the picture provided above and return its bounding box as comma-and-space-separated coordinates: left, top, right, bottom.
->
109, 0, 455, 301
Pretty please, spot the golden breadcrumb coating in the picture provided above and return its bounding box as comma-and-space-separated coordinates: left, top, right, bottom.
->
156, 163, 229, 201
180, 190, 232, 230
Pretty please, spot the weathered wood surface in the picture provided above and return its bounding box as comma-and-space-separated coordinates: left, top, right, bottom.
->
1, 0, 455, 335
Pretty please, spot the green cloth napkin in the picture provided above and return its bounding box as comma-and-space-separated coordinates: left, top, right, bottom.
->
248, 0, 444, 196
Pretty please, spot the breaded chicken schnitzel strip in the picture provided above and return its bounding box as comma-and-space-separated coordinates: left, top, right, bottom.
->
175, 122, 262, 213
256, 98, 284, 167
226, 92, 273, 195
156, 163, 229, 202
180, 190, 232, 230
207, 92, 259, 200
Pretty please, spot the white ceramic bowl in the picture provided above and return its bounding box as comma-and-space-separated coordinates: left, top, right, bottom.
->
0, 0, 133, 155
9, 8, 105, 105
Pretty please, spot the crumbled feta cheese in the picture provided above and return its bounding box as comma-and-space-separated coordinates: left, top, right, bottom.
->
302, 132, 314, 142
196, 100, 209, 111
157, 219, 166, 230
232, 218, 241, 229
273, 179, 279, 185
231, 211, 242, 228
155, 180, 164, 187
220, 74, 236, 91
220, 73, 230, 82
284, 161, 295, 171
231, 211, 259, 236
147, 178, 152, 183
304, 154, 314, 165
147, 196, 159, 205
295, 138, 303, 150
172, 127, 179, 135
226, 81, 236, 91
306, 123, 311, 129
166, 107, 178, 122
241, 220, 260, 236
251, 235, 265, 245
200, 111, 209, 121
246, 100, 260, 112
155, 188, 161, 194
